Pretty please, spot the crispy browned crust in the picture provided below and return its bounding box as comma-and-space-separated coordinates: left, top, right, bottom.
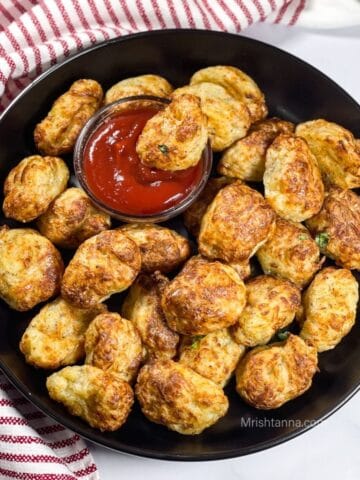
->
119, 223, 190, 273
61, 230, 141, 309
122, 272, 179, 360
37, 188, 111, 248
0, 226, 63, 311
135, 359, 229, 435
3, 155, 69, 223
34, 79, 103, 155
179, 328, 245, 387
199, 181, 275, 263
136, 94, 208, 171
236, 334, 318, 409
85, 312, 143, 383
183, 176, 234, 237
257, 216, 323, 288
296, 119, 360, 188
20, 298, 106, 369
231, 275, 301, 347
161, 256, 246, 335
190, 65, 267, 122
300, 267, 358, 352
104, 74, 173, 104
264, 134, 324, 222
218, 118, 294, 181
47, 365, 134, 431
172, 82, 251, 151
306, 187, 360, 269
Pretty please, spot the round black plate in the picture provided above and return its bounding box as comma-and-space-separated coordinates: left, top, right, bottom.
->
1, 29, 360, 461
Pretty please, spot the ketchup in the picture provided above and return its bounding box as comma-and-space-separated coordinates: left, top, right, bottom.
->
83, 107, 204, 215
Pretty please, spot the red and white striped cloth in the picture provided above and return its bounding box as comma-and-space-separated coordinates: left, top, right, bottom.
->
0, 0, 311, 112
0, 371, 98, 479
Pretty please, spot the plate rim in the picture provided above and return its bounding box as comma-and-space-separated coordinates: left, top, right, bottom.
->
2, 360, 360, 461
1, 28, 360, 461
1, 28, 360, 122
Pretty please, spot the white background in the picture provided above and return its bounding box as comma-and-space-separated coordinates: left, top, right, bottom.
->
88, 23, 360, 480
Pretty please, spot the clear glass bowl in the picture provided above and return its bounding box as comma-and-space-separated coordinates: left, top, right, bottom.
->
73, 95, 213, 223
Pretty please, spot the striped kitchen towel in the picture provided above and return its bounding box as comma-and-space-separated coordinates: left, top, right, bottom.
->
0, 371, 98, 479
5, 0, 360, 112
2, 0, 360, 111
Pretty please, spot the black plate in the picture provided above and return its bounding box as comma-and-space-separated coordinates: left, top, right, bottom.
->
1, 29, 360, 461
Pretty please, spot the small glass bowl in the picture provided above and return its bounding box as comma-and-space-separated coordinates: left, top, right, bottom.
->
74, 95, 213, 223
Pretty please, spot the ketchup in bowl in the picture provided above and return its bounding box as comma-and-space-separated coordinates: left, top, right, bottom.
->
75, 96, 212, 221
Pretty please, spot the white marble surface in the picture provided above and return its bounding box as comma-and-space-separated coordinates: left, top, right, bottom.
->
88, 23, 360, 480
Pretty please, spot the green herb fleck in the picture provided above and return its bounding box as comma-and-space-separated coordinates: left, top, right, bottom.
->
298, 233, 309, 241
277, 330, 290, 341
315, 232, 330, 249
190, 335, 205, 350
158, 144, 169, 155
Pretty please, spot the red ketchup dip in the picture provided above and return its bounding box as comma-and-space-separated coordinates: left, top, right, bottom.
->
83, 107, 204, 216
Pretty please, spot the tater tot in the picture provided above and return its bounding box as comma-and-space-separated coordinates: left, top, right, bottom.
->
121, 272, 179, 360
218, 118, 294, 182
299, 267, 358, 352
0, 226, 63, 311
20, 298, 106, 369
199, 181, 275, 263
104, 74, 173, 104
136, 94, 208, 171
135, 359, 229, 435
119, 223, 190, 273
173, 82, 251, 151
236, 334, 318, 409
161, 256, 246, 335
231, 275, 301, 347
34, 79, 103, 155
306, 187, 360, 269
179, 328, 245, 387
61, 230, 140, 309
190, 65, 267, 122
37, 187, 111, 248
47, 365, 133, 431
264, 134, 324, 222
3, 155, 69, 223
257, 217, 323, 288
85, 312, 143, 382
296, 119, 360, 188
